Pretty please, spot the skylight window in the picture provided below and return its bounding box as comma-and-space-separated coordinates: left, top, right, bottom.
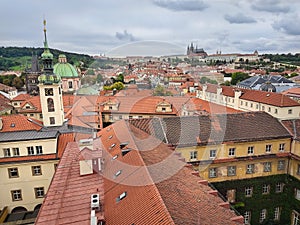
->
110, 143, 116, 148
114, 170, 122, 178
112, 155, 118, 160
108, 135, 113, 139
116, 191, 127, 202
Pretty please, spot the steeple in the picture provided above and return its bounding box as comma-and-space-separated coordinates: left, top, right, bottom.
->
41, 19, 54, 74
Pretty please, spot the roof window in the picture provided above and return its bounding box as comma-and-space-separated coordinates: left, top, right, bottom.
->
116, 191, 127, 202
112, 155, 118, 160
114, 170, 122, 178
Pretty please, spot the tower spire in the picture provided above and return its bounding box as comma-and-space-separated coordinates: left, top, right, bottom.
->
41, 19, 53, 74
43, 19, 49, 49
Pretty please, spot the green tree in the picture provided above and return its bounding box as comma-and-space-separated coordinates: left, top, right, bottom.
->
153, 84, 172, 96
103, 81, 125, 91
12, 77, 24, 90
86, 69, 95, 75
231, 72, 249, 85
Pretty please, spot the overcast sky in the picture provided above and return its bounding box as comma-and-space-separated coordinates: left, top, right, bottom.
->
1, 0, 300, 56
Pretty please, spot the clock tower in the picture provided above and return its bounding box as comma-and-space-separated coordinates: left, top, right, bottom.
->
38, 19, 64, 127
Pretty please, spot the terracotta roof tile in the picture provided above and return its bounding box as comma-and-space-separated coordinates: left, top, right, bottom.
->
0, 114, 43, 132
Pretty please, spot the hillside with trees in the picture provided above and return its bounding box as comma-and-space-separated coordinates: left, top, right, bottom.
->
0, 46, 94, 71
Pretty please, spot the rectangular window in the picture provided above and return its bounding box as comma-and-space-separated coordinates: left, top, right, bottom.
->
8, 168, 19, 178
279, 143, 285, 152
32, 166, 42, 176
129, 116, 133, 119
36, 146, 43, 155
34, 187, 45, 198
274, 207, 281, 221
260, 209, 267, 223
297, 164, 300, 175
244, 211, 251, 224
229, 148, 235, 156
266, 144, 272, 153
292, 211, 300, 225
248, 146, 254, 155
11, 190, 22, 201
275, 108, 278, 114
210, 149, 216, 159
262, 184, 270, 194
262, 105, 265, 111
263, 162, 272, 172
275, 183, 284, 193
3, 148, 11, 157
40, 114, 43, 119
295, 189, 300, 201
288, 109, 293, 114
245, 187, 253, 197
50, 117, 55, 125
119, 115, 123, 120
12, 148, 20, 156
190, 151, 197, 160
227, 166, 236, 176
268, 107, 271, 112
209, 168, 217, 178
250, 103, 253, 108
278, 160, 286, 171
27, 146, 34, 155
246, 164, 255, 174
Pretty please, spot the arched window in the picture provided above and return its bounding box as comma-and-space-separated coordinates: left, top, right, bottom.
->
47, 98, 55, 112
68, 81, 73, 89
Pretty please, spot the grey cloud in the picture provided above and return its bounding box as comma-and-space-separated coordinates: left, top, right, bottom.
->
251, 0, 290, 13
224, 13, 256, 24
153, 0, 208, 11
272, 15, 300, 35
115, 30, 136, 41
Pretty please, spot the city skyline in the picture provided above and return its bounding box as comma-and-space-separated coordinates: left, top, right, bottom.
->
1, 0, 300, 56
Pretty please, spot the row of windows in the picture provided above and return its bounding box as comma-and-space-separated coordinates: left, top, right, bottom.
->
244, 183, 284, 197
3, 146, 43, 157
11, 187, 44, 201
8, 166, 42, 178
208, 161, 286, 178
205, 93, 294, 115
244, 207, 281, 224
190, 143, 286, 160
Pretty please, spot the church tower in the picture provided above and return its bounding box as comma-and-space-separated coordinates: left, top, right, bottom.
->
38, 19, 64, 127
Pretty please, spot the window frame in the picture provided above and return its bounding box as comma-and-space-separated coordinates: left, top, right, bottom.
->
247, 146, 254, 155
36, 146, 43, 155
8, 167, 19, 178
278, 160, 286, 171
228, 147, 235, 157
34, 187, 45, 198
246, 164, 255, 174
265, 144, 272, 153
12, 147, 20, 156
11, 189, 22, 201
262, 184, 270, 195
210, 149, 216, 159
3, 148, 11, 157
227, 166, 236, 176
190, 151, 198, 160
209, 168, 217, 178
27, 146, 34, 155
245, 186, 253, 197
32, 165, 42, 176
263, 162, 272, 172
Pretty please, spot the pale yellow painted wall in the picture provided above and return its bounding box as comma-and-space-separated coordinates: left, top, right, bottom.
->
0, 160, 58, 212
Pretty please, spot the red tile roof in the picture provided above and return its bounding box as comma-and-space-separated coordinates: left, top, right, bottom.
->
0, 114, 43, 132
12, 93, 31, 101
203, 84, 300, 107
35, 142, 105, 225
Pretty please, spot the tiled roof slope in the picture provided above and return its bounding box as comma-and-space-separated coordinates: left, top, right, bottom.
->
100, 121, 174, 225
129, 112, 292, 146
281, 119, 300, 141
204, 84, 300, 107
0, 114, 43, 132
129, 123, 243, 225
35, 142, 105, 225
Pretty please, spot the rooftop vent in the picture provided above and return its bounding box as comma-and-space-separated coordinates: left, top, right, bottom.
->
91, 194, 100, 210
120, 142, 129, 149
10, 123, 15, 128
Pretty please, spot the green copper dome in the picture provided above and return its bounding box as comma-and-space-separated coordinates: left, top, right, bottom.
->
53, 54, 79, 78
41, 49, 53, 59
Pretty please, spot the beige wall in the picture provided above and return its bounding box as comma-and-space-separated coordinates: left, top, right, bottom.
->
0, 138, 57, 157
0, 160, 58, 212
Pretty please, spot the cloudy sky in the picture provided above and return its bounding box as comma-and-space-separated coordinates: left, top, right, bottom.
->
1, 0, 300, 56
